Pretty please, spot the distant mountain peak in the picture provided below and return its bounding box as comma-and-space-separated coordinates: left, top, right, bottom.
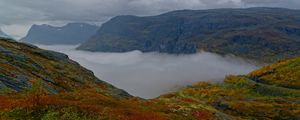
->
21, 23, 99, 45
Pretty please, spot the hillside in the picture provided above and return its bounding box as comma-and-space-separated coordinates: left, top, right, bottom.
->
78, 7, 300, 62
248, 57, 300, 89
156, 56, 300, 119
0, 38, 299, 119
21, 23, 99, 45
0, 38, 129, 97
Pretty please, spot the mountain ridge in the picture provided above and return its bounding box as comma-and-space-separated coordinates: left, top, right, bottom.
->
78, 7, 300, 63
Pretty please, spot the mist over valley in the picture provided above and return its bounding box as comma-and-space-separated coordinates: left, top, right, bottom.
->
37, 44, 259, 98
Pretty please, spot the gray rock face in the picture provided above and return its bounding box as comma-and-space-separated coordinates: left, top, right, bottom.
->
0, 46, 11, 53
0, 74, 31, 92
21, 23, 99, 45
33, 50, 69, 62
77, 7, 300, 62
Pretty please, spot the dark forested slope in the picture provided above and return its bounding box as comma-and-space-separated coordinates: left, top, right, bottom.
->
78, 7, 300, 62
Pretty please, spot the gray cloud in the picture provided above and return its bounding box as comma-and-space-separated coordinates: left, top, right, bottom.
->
37, 44, 259, 98
0, 0, 242, 25
241, 0, 300, 8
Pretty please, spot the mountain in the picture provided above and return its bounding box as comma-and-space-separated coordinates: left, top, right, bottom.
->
0, 38, 299, 119
78, 7, 300, 63
0, 29, 10, 38
21, 23, 99, 45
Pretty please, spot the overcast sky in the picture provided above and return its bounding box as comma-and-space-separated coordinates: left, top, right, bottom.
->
0, 0, 299, 39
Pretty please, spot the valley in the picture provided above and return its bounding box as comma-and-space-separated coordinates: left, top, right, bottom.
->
0, 4, 299, 120
0, 38, 299, 119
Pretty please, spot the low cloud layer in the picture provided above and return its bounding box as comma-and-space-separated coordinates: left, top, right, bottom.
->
37, 44, 259, 98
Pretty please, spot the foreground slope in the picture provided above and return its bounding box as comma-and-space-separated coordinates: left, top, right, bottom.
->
21, 23, 99, 45
78, 7, 300, 62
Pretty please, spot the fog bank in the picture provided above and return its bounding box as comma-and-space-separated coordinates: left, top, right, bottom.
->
37, 44, 259, 98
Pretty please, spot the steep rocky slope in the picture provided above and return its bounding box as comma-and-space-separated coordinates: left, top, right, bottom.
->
0, 38, 129, 98
78, 7, 300, 62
